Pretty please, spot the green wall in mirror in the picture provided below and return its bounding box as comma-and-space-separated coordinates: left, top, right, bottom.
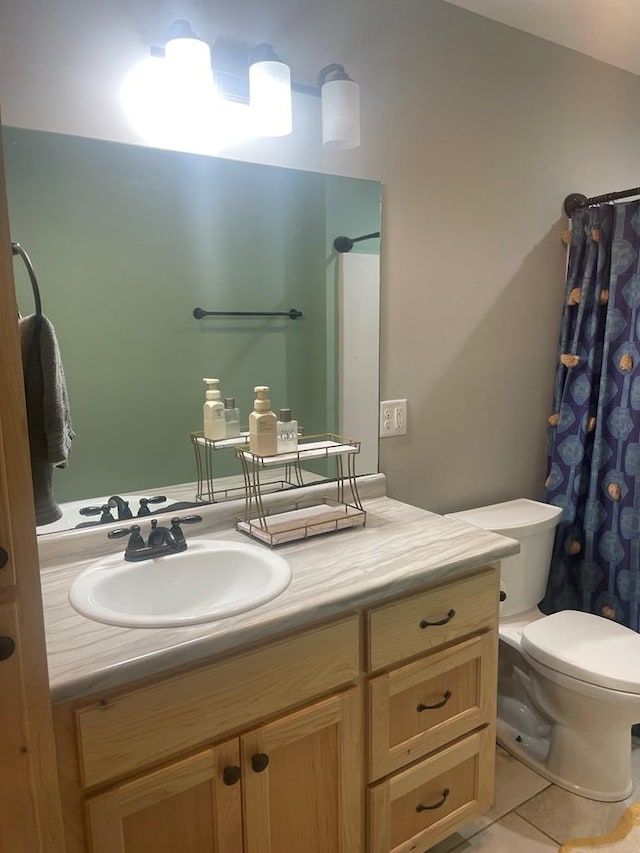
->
4, 128, 381, 520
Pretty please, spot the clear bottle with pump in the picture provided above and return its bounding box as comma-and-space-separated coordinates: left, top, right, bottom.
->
203, 378, 225, 441
249, 386, 277, 456
277, 408, 298, 454
224, 397, 241, 438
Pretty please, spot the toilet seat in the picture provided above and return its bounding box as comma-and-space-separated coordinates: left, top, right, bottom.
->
521, 610, 640, 694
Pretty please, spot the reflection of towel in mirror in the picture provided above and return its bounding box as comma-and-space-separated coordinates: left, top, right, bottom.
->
19, 314, 75, 525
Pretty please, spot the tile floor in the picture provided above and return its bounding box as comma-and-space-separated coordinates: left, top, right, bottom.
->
428, 741, 640, 852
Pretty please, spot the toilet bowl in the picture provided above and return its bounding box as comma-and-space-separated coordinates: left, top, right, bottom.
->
446, 498, 640, 802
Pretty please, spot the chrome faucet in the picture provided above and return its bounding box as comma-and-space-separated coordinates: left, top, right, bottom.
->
108, 516, 202, 562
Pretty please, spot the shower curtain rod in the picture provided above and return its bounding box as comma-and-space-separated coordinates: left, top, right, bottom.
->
564, 188, 640, 216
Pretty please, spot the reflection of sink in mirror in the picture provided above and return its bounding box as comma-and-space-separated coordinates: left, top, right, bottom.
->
36, 492, 187, 535
68, 539, 292, 628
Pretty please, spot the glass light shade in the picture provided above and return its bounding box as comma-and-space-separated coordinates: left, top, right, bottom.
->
165, 36, 212, 77
249, 59, 292, 137
321, 78, 360, 149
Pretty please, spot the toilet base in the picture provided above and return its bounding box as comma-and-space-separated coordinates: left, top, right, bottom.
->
497, 717, 633, 802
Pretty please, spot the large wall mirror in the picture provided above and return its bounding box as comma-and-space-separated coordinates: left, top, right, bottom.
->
3, 128, 381, 535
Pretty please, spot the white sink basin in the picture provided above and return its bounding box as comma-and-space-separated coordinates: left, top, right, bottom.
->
68, 539, 292, 628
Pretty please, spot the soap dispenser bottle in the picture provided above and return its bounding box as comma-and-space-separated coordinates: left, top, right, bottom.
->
224, 397, 241, 438
277, 408, 298, 453
203, 378, 225, 441
249, 385, 277, 456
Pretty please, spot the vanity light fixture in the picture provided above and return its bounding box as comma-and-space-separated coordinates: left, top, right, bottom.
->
318, 64, 360, 150
164, 19, 212, 81
249, 44, 292, 137
148, 21, 361, 149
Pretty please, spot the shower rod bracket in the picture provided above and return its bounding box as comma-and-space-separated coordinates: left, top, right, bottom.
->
563, 194, 588, 216
333, 231, 380, 253
193, 307, 303, 320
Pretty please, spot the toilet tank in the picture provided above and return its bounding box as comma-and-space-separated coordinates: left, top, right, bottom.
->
444, 499, 563, 618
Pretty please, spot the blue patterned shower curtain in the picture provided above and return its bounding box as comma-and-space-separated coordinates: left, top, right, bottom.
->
542, 201, 640, 631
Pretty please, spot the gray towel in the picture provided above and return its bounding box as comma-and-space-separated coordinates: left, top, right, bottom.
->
19, 314, 75, 525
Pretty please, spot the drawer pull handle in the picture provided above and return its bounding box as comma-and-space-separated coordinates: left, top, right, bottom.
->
251, 753, 270, 773
0, 547, 8, 569
420, 609, 456, 629
222, 765, 241, 785
417, 690, 452, 712
416, 788, 450, 812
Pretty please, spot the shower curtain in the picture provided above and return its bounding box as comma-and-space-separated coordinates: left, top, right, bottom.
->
542, 200, 640, 631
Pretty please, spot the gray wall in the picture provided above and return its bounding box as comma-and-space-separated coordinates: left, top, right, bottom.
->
2, 0, 640, 512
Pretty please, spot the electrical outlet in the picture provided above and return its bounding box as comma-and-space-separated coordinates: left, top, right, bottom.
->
379, 399, 408, 437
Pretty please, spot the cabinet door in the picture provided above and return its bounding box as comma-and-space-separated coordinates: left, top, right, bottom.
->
85, 741, 243, 853
242, 689, 362, 853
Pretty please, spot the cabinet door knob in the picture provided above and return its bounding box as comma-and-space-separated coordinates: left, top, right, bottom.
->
0, 547, 8, 569
416, 788, 450, 812
251, 753, 270, 773
417, 690, 452, 712
0, 636, 16, 661
222, 765, 241, 786
420, 609, 455, 629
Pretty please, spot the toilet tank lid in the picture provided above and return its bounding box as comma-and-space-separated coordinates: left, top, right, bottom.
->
522, 610, 640, 694
445, 498, 562, 536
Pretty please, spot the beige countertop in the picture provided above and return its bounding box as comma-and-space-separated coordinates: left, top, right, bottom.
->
40, 482, 519, 703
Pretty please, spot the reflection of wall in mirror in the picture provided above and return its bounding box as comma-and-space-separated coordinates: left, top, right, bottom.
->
5, 126, 381, 513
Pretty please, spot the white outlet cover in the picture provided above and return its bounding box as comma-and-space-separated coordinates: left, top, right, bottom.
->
379, 399, 407, 437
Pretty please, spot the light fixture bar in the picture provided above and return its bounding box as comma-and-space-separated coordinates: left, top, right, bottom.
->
146, 27, 360, 147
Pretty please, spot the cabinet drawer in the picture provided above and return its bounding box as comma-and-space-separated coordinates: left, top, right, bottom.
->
368, 727, 495, 853
76, 615, 360, 788
366, 567, 498, 672
368, 632, 497, 781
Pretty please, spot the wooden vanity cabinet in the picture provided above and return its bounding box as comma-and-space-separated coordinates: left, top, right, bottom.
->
52, 566, 499, 853
54, 616, 362, 853
365, 566, 499, 853
83, 690, 360, 853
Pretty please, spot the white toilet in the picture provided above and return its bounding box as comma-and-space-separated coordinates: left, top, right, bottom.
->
446, 498, 640, 802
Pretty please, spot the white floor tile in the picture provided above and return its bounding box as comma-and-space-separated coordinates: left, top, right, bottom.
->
428, 831, 467, 853
435, 813, 557, 852
455, 747, 550, 839
515, 741, 640, 844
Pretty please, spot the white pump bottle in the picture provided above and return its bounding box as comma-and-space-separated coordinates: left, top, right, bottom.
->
203, 378, 225, 440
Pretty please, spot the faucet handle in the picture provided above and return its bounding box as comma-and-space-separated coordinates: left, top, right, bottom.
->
80, 504, 115, 523
169, 515, 203, 543
137, 496, 168, 517
79, 505, 103, 517
108, 524, 146, 551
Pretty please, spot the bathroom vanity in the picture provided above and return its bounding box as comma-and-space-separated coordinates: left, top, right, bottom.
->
40, 488, 518, 853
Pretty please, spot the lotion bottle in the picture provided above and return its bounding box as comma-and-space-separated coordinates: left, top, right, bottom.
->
203, 378, 225, 441
249, 385, 277, 456
224, 397, 241, 438
277, 408, 298, 453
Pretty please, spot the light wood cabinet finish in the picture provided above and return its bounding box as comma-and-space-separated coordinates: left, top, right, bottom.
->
366, 567, 498, 672
242, 689, 361, 853
368, 632, 497, 781
84, 690, 360, 853
368, 727, 495, 853
365, 565, 499, 853
77, 615, 359, 788
85, 740, 243, 853
0, 121, 65, 852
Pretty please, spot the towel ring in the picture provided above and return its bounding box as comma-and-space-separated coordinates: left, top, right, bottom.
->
12, 241, 42, 317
